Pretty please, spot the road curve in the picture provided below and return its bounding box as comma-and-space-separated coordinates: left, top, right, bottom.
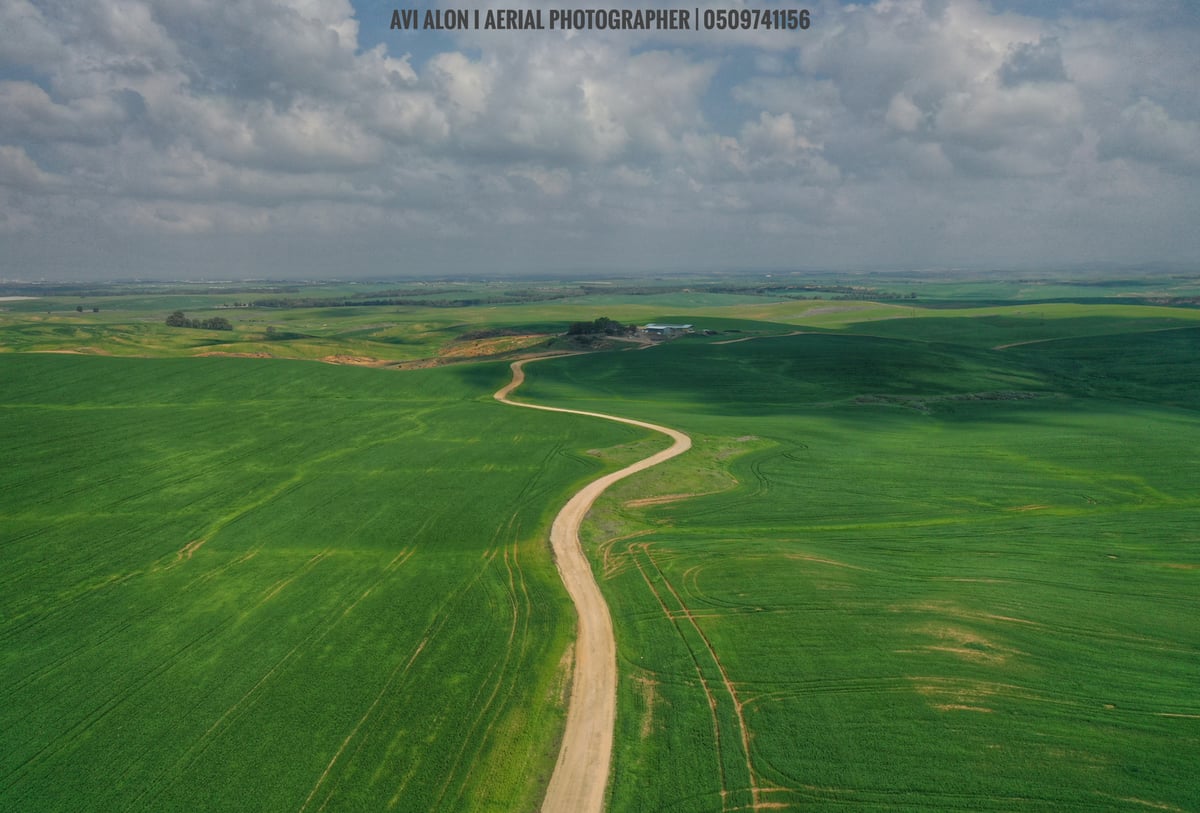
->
495, 357, 691, 813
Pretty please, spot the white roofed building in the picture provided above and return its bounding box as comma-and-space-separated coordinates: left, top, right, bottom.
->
642, 323, 693, 337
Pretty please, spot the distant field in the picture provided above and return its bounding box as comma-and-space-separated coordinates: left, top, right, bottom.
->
0, 354, 648, 812
519, 320, 1200, 811
7, 282, 1197, 366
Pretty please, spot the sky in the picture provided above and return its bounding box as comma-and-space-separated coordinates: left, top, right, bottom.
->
1, 0, 1198, 280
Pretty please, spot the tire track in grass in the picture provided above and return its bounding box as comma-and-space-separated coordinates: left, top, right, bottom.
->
301, 637, 432, 813
125, 547, 414, 812
495, 357, 692, 813
630, 545, 732, 810
303, 543, 510, 812
183, 549, 259, 590
1, 470, 378, 731
642, 546, 771, 811
162, 431, 420, 579
449, 526, 567, 810
257, 549, 332, 606
0, 573, 155, 699
431, 538, 527, 810
440, 531, 546, 802
1, 624, 225, 792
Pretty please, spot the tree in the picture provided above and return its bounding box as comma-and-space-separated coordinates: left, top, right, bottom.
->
566, 316, 636, 336
164, 312, 231, 330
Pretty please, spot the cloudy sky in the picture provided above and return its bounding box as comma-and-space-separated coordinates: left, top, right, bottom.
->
1, 0, 1198, 279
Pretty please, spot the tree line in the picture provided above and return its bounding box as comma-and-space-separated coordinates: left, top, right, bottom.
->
165, 311, 232, 330
566, 316, 637, 336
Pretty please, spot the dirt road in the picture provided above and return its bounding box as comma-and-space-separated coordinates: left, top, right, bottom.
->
495, 358, 691, 813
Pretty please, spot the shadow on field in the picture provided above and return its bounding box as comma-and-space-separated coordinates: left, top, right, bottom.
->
516, 328, 1200, 420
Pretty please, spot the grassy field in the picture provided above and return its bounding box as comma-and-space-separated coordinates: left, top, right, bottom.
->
7, 279, 1198, 367
3, 277, 1199, 812
518, 319, 1200, 811
0, 353, 650, 812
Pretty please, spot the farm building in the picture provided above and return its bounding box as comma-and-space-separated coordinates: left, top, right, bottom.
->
642, 323, 694, 337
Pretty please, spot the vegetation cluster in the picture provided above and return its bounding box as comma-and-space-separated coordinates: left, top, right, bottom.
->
165, 310, 232, 330
565, 316, 637, 336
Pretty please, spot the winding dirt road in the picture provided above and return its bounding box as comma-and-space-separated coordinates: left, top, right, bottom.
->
495, 357, 691, 813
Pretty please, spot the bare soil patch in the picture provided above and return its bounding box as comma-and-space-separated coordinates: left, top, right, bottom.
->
177, 538, 207, 562
320, 354, 388, 366
440, 334, 548, 360
920, 624, 1017, 664
933, 703, 995, 713
624, 492, 707, 508
632, 674, 659, 739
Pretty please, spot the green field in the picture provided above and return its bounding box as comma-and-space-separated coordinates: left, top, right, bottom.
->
0, 354, 648, 812
518, 321, 1200, 811
3, 276, 1199, 812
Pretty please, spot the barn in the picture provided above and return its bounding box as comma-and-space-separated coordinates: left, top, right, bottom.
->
642, 323, 694, 337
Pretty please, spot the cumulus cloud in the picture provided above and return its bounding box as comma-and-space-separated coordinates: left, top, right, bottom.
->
0, 0, 67, 71
0, 145, 61, 192
1101, 98, 1200, 173
885, 94, 924, 133
0, 0, 1198, 276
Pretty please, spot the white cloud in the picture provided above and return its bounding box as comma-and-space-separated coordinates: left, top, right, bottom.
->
0, 81, 136, 143
428, 52, 491, 121
0, 145, 61, 192
0, 0, 66, 70
741, 112, 817, 155
1100, 98, 1200, 173
0, 0, 1197, 275
886, 94, 923, 132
